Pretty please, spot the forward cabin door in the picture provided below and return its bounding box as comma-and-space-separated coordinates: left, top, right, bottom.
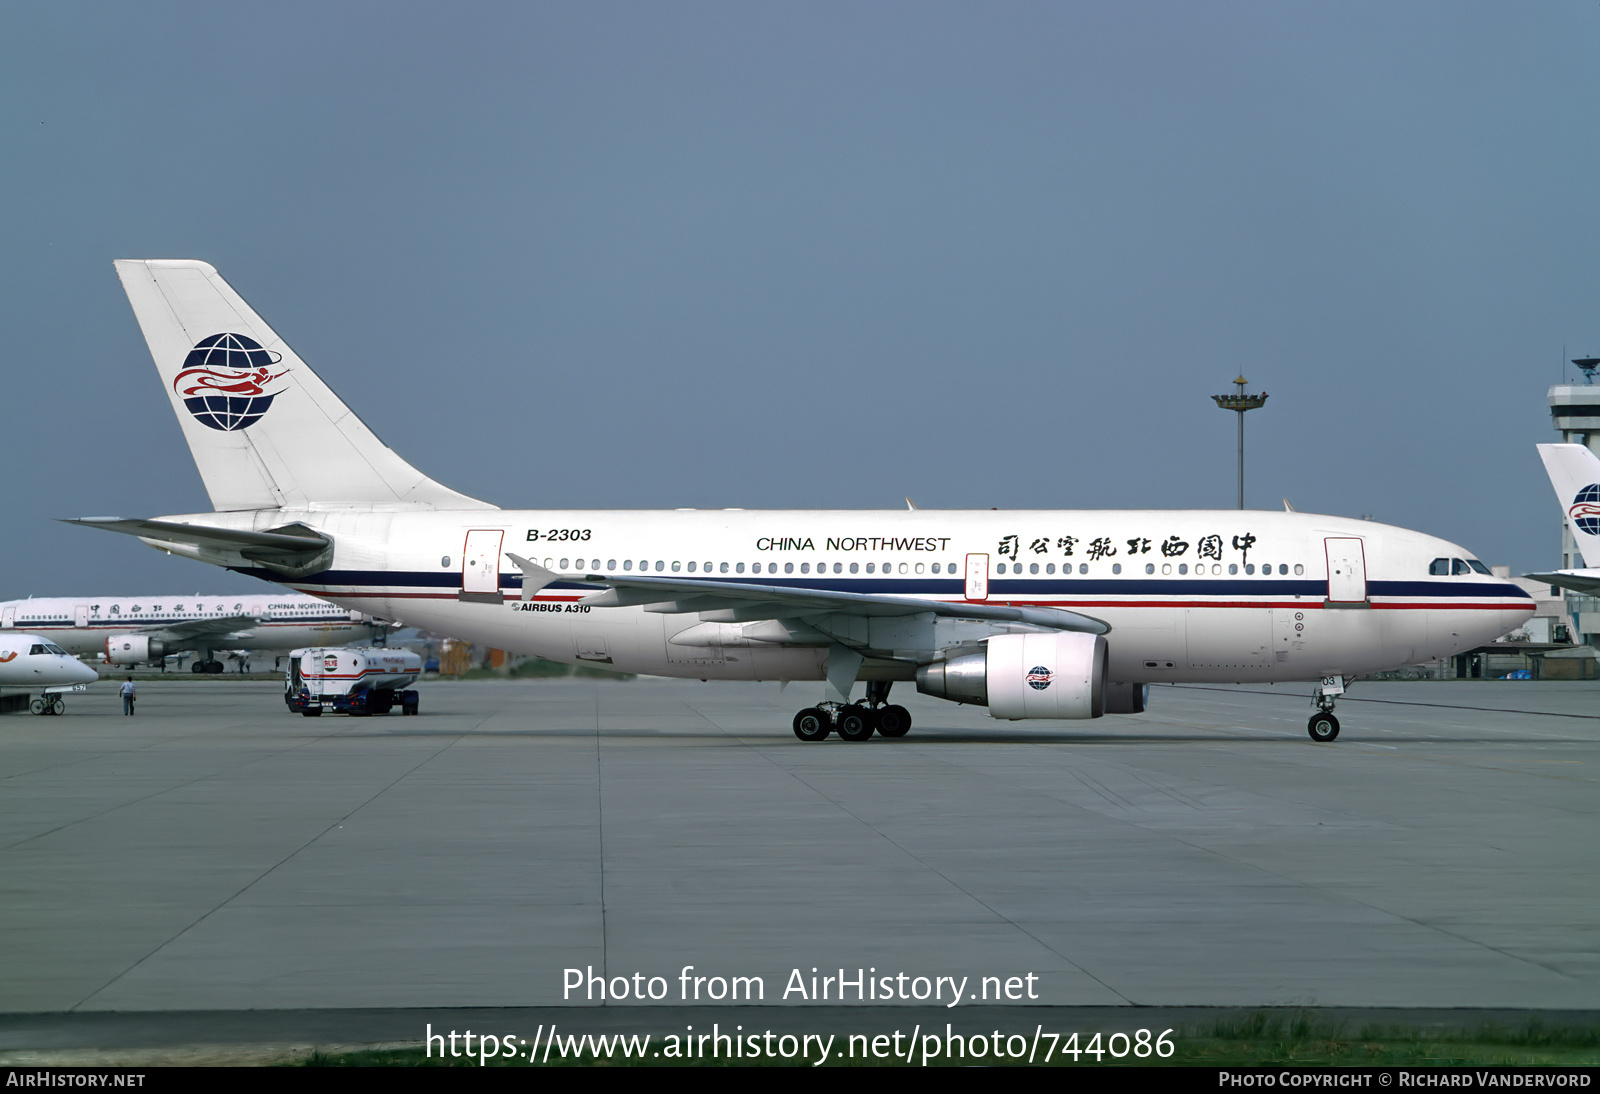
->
461, 529, 505, 603
1, 606, 12, 629
74, 604, 89, 627
965, 553, 989, 601
1324, 537, 1368, 606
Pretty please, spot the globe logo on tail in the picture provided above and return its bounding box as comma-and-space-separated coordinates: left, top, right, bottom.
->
173, 333, 289, 431
1571, 483, 1600, 537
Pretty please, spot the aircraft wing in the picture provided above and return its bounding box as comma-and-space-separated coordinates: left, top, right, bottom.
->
506, 553, 1110, 634
104, 615, 262, 643
1526, 570, 1600, 596
149, 615, 262, 642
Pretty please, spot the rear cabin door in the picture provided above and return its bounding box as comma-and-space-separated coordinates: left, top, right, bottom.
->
74, 604, 89, 627
1324, 537, 1368, 605
461, 529, 506, 603
965, 553, 989, 601
2, 606, 13, 629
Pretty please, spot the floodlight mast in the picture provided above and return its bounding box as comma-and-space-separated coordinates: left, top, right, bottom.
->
1211, 376, 1268, 510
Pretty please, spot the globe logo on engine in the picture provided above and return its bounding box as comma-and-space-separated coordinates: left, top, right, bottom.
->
1026, 665, 1053, 691
1571, 483, 1600, 537
172, 333, 289, 431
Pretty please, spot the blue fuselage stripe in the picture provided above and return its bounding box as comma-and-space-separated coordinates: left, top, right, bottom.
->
228, 567, 1534, 603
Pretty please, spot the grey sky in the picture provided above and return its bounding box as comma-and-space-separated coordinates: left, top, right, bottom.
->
2, 1, 1596, 597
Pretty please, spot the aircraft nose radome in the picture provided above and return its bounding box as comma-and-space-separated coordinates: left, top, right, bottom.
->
66, 658, 98, 683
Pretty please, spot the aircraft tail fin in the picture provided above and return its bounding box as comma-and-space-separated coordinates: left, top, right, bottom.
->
114, 260, 496, 513
1538, 443, 1600, 567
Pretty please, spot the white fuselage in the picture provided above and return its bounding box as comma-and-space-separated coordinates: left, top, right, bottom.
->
0, 593, 385, 660
0, 634, 98, 688
151, 507, 1533, 686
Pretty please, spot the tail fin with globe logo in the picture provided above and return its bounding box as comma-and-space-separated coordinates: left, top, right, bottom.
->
114, 260, 495, 513
1538, 443, 1600, 567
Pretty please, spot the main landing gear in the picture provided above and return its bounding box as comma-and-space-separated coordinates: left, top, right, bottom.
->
791, 681, 913, 743
1307, 676, 1345, 742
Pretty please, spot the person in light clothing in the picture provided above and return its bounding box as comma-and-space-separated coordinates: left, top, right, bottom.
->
120, 677, 136, 716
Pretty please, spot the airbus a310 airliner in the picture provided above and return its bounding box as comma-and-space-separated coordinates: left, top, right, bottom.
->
73, 260, 1533, 742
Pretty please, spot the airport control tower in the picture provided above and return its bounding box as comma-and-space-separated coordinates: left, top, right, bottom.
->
1549, 358, 1600, 647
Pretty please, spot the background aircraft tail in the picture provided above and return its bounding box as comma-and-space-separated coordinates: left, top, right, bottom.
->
1538, 443, 1600, 567
114, 260, 496, 513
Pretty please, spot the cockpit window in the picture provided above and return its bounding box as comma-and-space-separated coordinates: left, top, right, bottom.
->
29, 644, 44, 655
1429, 558, 1450, 575
44, 644, 67, 655
1467, 560, 1491, 575
1452, 559, 1471, 576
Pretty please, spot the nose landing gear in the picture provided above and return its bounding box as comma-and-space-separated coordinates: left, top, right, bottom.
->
1307, 676, 1345, 742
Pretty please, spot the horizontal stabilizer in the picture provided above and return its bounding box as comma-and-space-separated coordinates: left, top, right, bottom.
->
65, 516, 333, 578
1525, 569, 1600, 596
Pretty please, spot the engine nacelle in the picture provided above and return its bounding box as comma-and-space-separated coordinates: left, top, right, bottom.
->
104, 635, 167, 665
917, 632, 1108, 719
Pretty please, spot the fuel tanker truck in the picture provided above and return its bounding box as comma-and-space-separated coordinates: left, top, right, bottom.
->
285, 647, 421, 716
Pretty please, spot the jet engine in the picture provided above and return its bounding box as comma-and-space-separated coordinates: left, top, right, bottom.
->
104, 635, 167, 665
916, 632, 1108, 719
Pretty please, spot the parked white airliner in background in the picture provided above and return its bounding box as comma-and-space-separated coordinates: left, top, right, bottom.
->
72, 260, 1533, 742
1526, 443, 1600, 596
0, 593, 391, 672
